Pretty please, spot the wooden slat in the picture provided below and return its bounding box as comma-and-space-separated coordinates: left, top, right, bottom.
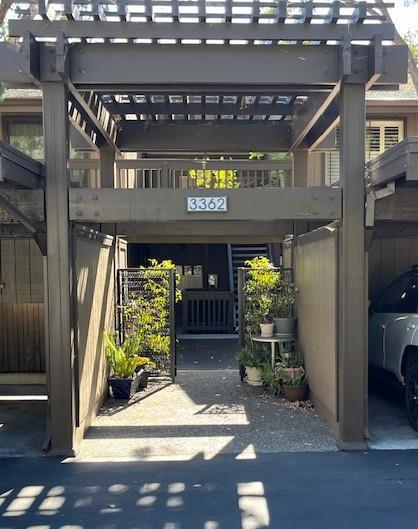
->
29, 239, 44, 302
0, 303, 45, 373
182, 291, 234, 333
1, 240, 17, 303
15, 239, 31, 303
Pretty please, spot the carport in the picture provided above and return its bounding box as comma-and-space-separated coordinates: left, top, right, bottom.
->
365, 137, 418, 448
0, 0, 407, 454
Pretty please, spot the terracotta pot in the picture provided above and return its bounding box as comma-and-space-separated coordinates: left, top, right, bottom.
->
283, 384, 307, 402
246, 366, 263, 387
259, 322, 274, 338
273, 317, 297, 334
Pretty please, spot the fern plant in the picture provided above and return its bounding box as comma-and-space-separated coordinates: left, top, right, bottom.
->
104, 332, 155, 379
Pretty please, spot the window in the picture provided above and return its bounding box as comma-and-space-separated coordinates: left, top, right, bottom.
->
324, 120, 404, 186
6, 118, 44, 160
374, 273, 418, 314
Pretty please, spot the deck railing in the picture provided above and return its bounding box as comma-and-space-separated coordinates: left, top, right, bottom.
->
182, 290, 234, 334
69, 158, 292, 189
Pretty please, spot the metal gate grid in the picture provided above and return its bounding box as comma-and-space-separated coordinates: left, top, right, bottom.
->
237, 266, 294, 346
117, 268, 176, 380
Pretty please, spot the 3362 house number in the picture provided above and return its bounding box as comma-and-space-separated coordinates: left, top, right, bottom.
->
187, 196, 228, 212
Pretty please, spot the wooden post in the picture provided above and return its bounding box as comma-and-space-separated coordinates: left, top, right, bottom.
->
293, 150, 310, 187
99, 146, 115, 188
338, 83, 367, 448
43, 82, 75, 455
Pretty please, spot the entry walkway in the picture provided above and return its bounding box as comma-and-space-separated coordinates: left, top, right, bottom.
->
78, 341, 336, 459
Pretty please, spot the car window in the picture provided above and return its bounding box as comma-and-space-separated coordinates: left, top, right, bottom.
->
375, 274, 418, 313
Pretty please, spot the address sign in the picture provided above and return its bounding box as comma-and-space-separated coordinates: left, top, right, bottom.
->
187, 196, 228, 213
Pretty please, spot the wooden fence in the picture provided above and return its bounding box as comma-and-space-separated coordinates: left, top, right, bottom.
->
0, 302, 45, 372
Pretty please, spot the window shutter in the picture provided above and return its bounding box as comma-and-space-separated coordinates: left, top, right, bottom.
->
325, 120, 404, 185
384, 125, 402, 151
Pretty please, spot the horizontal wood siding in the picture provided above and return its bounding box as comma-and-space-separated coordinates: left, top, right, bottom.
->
0, 238, 45, 373
295, 227, 338, 431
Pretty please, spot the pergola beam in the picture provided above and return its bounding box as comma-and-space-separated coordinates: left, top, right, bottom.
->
290, 92, 338, 151
67, 87, 120, 153
303, 99, 340, 151
69, 187, 341, 223
57, 44, 407, 88
117, 122, 291, 152
9, 20, 396, 42
101, 101, 295, 117
0, 141, 45, 189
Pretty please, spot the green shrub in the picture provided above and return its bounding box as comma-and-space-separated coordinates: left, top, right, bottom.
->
243, 256, 281, 334
123, 259, 181, 371
235, 343, 269, 368
261, 362, 280, 395
104, 332, 155, 379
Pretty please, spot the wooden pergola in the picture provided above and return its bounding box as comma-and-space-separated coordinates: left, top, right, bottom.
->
0, 0, 408, 454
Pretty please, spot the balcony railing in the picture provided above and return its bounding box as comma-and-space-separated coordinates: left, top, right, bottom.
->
69, 158, 292, 189
182, 290, 235, 334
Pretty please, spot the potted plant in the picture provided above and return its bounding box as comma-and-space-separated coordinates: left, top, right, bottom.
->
243, 256, 280, 338
235, 343, 269, 386
272, 281, 297, 334
135, 356, 157, 390
276, 351, 305, 380
261, 362, 280, 395
258, 294, 274, 337
104, 332, 148, 399
282, 373, 308, 402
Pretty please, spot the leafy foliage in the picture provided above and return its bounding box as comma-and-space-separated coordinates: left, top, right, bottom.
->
243, 256, 281, 334
276, 350, 304, 369
189, 157, 239, 189
123, 259, 181, 371
261, 362, 280, 395
271, 282, 298, 318
281, 372, 307, 387
235, 342, 269, 368
104, 332, 155, 379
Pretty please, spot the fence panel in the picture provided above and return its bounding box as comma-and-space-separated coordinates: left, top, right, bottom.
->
117, 268, 176, 380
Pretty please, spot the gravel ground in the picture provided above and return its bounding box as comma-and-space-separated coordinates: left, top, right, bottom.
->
78, 369, 336, 459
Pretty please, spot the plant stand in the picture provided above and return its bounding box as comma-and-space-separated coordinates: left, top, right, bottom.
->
251, 333, 295, 368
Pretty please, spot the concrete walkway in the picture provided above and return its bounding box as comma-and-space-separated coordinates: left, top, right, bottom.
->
79, 347, 336, 459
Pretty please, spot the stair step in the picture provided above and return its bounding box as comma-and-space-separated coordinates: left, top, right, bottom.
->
229, 243, 271, 327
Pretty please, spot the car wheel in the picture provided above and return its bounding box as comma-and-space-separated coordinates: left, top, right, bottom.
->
405, 360, 418, 431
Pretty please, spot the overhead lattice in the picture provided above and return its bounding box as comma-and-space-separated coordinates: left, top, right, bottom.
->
98, 93, 306, 124
9, 0, 395, 44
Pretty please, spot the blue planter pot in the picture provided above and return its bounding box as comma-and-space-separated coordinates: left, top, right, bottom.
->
109, 377, 136, 399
